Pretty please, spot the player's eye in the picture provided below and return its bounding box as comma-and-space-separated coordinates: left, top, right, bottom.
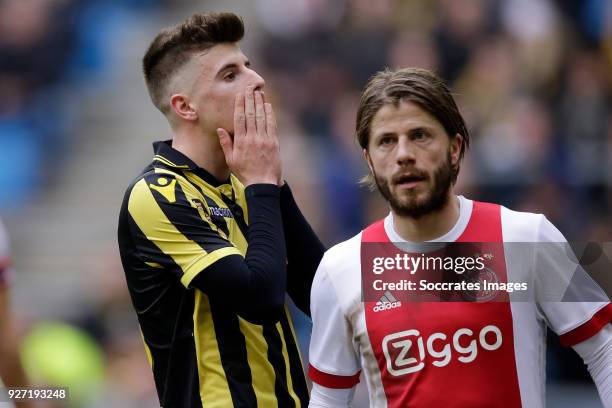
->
412, 130, 429, 141
224, 72, 236, 82
380, 136, 395, 146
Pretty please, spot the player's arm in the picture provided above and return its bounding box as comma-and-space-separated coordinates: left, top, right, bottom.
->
127, 173, 286, 325
279, 182, 325, 317
0, 286, 33, 408
534, 215, 612, 406
190, 183, 287, 324
218, 87, 325, 316
573, 325, 612, 408
308, 257, 360, 407
310, 384, 355, 408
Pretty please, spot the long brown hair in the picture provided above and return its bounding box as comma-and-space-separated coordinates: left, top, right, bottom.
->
356, 67, 469, 184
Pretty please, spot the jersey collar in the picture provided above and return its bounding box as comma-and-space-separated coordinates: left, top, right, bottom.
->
152, 140, 231, 187
383, 195, 473, 249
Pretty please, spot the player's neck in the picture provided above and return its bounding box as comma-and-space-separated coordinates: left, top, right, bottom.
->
171, 128, 230, 182
391, 193, 460, 242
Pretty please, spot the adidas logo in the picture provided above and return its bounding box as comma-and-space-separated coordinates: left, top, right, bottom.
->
373, 290, 402, 312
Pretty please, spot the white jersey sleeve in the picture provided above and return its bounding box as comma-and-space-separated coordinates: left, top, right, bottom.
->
309, 383, 354, 408
573, 325, 612, 407
308, 255, 361, 389
534, 215, 611, 346
0, 219, 15, 288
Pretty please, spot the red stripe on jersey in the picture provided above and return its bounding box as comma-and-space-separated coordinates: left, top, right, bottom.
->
361, 219, 389, 242
559, 303, 612, 347
361, 202, 523, 407
308, 364, 361, 388
456, 201, 504, 242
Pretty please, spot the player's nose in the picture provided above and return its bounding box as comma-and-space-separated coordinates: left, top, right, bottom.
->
250, 69, 265, 91
396, 136, 416, 164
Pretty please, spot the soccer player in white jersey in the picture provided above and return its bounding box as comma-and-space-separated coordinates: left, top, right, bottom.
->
308, 68, 612, 408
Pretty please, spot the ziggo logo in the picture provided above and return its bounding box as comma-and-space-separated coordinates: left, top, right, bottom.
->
382, 325, 502, 376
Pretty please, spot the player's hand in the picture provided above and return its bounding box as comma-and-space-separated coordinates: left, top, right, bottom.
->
217, 86, 282, 187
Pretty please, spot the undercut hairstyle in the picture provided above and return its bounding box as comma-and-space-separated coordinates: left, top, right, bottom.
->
142, 12, 245, 114
356, 67, 470, 185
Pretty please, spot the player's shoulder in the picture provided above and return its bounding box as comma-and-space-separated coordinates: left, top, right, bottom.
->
494, 201, 554, 242
320, 231, 363, 278
314, 232, 364, 308
123, 163, 192, 205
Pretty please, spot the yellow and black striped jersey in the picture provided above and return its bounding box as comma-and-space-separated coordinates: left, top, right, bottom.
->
118, 140, 308, 407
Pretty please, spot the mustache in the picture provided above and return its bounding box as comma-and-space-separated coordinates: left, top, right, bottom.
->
391, 169, 428, 184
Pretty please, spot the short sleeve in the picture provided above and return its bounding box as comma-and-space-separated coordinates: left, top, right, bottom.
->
308, 257, 361, 389
534, 215, 611, 346
126, 171, 241, 287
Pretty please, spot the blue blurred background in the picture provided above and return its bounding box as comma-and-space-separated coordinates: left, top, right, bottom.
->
1, 0, 611, 406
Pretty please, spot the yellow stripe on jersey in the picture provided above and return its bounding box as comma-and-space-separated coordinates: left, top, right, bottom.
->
168, 171, 229, 240
128, 179, 240, 286
156, 168, 199, 194
139, 327, 154, 369
183, 172, 227, 206
229, 226, 248, 257
183, 171, 249, 254
284, 308, 304, 362
239, 318, 277, 408
180, 246, 242, 287
230, 175, 249, 224
277, 312, 301, 408
154, 155, 191, 169
145, 262, 163, 268
194, 291, 234, 408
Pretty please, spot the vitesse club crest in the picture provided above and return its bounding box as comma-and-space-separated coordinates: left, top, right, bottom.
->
192, 199, 212, 222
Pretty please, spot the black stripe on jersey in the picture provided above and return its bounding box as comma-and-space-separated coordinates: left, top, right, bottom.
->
143, 172, 231, 254
202, 195, 231, 237
168, 171, 232, 238
124, 214, 185, 327
160, 290, 203, 408
280, 312, 309, 406
262, 323, 295, 408
209, 297, 257, 408
221, 195, 249, 238
121, 213, 202, 407
176, 173, 211, 203
126, 214, 183, 281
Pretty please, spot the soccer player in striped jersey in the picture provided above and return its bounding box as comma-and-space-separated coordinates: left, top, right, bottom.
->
308, 68, 612, 407
118, 13, 323, 407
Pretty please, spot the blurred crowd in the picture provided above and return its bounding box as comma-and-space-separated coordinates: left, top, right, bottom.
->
0, 0, 160, 209
252, 0, 612, 245
0, 0, 611, 406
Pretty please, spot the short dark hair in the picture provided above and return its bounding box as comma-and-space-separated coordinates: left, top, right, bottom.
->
356, 67, 469, 184
142, 12, 244, 114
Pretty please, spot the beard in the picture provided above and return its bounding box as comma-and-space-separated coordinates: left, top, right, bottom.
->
373, 152, 453, 219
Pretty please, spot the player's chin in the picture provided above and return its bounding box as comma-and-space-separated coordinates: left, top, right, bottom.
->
393, 187, 428, 206
393, 183, 423, 198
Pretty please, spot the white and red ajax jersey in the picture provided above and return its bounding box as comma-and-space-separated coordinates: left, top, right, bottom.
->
308, 196, 612, 408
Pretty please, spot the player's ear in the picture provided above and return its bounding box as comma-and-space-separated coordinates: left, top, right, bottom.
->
363, 148, 374, 173
170, 94, 198, 121
450, 133, 462, 165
